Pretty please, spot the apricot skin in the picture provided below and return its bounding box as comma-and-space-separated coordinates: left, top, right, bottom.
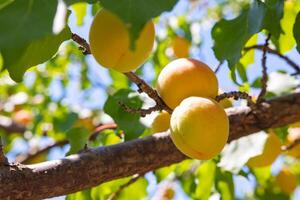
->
172, 36, 190, 58
247, 132, 281, 168
170, 97, 229, 160
89, 9, 155, 72
151, 111, 171, 133
157, 58, 218, 109
275, 168, 297, 194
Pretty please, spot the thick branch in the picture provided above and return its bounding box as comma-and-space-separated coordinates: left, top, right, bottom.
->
1, 95, 299, 199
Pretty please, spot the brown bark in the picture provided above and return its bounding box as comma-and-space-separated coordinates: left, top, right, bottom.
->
0, 93, 300, 199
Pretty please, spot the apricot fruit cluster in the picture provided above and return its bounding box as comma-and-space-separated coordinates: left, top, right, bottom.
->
155, 58, 229, 160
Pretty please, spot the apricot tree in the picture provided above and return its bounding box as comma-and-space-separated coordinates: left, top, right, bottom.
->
0, 0, 300, 199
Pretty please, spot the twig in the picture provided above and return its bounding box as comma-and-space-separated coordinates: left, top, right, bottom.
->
118, 102, 162, 117
71, 33, 173, 115
107, 174, 143, 200
281, 138, 300, 151
214, 61, 223, 73
124, 72, 173, 114
215, 91, 255, 107
71, 33, 91, 54
244, 45, 300, 75
89, 123, 117, 140
257, 34, 271, 103
0, 136, 9, 166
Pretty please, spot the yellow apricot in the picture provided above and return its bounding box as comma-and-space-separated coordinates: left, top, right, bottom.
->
89, 9, 155, 72
151, 111, 170, 133
247, 132, 282, 168
13, 110, 33, 126
275, 168, 298, 194
170, 97, 229, 160
172, 36, 190, 58
157, 58, 218, 108
285, 128, 300, 158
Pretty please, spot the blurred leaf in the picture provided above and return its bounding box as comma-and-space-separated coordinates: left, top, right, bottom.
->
66, 127, 89, 155
212, 0, 283, 67
100, 0, 178, 47
252, 166, 272, 186
241, 34, 258, 66
67, 189, 92, 200
194, 161, 216, 200
109, 70, 129, 90
219, 132, 268, 173
294, 11, 300, 53
155, 164, 176, 182
117, 177, 148, 200
215, 168, 234, 200
72, 2, 87, 26
2, 27, 71, 82
236, 62, 248, 83
64, 0, 97, 6
91, 178, 129, 200
279, 1, 300, 53
53, 112, 78, 132
104, 89, 145, 140
0, 0, 13, 10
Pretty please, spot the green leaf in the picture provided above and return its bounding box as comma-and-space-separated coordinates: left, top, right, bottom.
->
154, 165, 176, 182
72, 2, 87, 26
0, 0, 58, 48
219, 132, 268, 173
109, 69, 129, 90
103, 89, 145, 140
294, 11, 300, 53
241, 34, 257, 66
212, 0, 283, 67
0, 0, 14, 9
64, 0, 97, 6
66, 127, 89, 155
215, 168, 234, 200
100, 0, 178, 47
194, 161, 216, 200
2, 27, 71, 82
117, 177, 148, 200
236, 62, 248, 83
279, 1, 300, 53
67, 189, 92, 200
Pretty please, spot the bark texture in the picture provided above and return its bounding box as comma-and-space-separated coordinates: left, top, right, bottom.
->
0, 93, 300, 199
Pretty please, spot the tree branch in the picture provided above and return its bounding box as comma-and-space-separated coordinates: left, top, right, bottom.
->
0, 93, 300, 199
244, 45, 300, 75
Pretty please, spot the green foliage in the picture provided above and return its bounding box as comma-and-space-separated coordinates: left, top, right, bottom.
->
212, 0, 283, 67
294, 11, 300, 53
66, 127, 89, 155
104, 89, 145, 140
215, 168, 235, 200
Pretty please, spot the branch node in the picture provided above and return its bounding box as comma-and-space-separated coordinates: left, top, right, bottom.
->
215, 91, 255, 107
71, 33, 91, 55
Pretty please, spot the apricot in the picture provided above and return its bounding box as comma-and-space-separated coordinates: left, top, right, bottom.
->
89, 9, 155, 72
172, 36, 190, 58
170, 97, 229, 160
247, 132, 281, 168
13, 110, 33, 126
285, 127, 300, 158
275, 168, 298, 194
151, 111, 170, 133
157, 58, 218, 108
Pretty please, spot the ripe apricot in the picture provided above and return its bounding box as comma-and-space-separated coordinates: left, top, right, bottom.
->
172, 36, 190, 58
13, 110, 33, 126
285, 127, 300, 158
247, 132, 281, 168
157, 58, 218, 108
170, 97, 229, 160
89, 9, 155, 72
275, 168, 298, 194
151, 111, 170, 133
